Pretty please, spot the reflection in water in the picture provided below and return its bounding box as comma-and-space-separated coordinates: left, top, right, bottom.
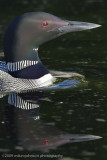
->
3, 91, 101, 151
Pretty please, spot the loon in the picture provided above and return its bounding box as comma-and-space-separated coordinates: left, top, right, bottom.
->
0, 12, 101, 92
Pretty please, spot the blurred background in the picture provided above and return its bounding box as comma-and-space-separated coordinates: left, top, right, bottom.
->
0, 0, 107, 160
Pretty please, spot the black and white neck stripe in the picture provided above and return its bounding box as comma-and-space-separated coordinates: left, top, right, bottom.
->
8, 93, 40, 110
7, 60, 38, 72
8, 93, 40, 120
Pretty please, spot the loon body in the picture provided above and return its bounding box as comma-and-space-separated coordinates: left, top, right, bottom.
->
0, 12, 101, 92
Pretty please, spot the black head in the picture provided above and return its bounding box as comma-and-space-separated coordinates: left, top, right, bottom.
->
4, 12, 101, 62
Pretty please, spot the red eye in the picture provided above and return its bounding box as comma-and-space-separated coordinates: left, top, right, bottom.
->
42, 21, 48, 27
44, 140, 48, 145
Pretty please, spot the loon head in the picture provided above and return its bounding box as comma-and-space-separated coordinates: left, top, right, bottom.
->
4, 12, 101, 80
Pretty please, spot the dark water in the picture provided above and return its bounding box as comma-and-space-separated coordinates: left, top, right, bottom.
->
0, 0, 107, 160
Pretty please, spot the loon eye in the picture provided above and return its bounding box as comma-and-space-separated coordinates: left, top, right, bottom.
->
42, 21, 48, 27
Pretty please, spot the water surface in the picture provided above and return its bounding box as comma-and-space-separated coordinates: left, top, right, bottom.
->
0, 0, 107, 160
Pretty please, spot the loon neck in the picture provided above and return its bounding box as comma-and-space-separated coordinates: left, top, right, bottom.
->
7, 48, 52, 80
7, 60, 50, 80
7, 60, 39, 72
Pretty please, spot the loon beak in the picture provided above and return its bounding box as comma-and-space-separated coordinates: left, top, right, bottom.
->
57, 20, 101, 34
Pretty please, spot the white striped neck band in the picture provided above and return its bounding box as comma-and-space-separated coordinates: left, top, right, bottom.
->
7, 60, 38, 72
8, 93, 40, 110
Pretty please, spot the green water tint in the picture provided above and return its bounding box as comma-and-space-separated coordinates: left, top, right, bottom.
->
0, 90, 102, 153
42, 70, 87, 90
0, 0, 107, 159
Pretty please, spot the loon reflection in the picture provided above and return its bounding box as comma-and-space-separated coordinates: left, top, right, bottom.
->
5, 91, 101, 151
